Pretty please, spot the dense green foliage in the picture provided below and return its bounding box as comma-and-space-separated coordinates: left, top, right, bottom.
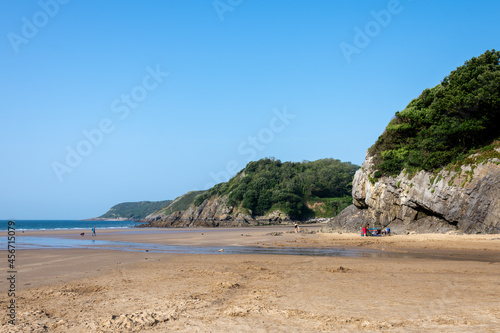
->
198, 158, 359, 219
369, 50, 500, 176
99, 200, 172, 220
163, 191, 207, 214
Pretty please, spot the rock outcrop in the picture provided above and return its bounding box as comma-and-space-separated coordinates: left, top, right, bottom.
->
323, 151, 500, 234
141, 194, 292, 228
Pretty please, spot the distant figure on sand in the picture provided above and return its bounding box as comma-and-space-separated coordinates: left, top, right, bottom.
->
294, 223, 300, 233
362, 225, 367, 237
92, 226, 96, 237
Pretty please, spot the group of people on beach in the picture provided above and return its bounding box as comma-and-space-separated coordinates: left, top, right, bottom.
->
361, 224, 390, 237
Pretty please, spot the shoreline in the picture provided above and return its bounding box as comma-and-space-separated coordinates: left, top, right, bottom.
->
4, 224, 500, 251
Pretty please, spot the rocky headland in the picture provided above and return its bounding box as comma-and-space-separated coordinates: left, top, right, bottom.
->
88, 200, 172, 222
140, 192, 293, 228
140, 159, 357, 228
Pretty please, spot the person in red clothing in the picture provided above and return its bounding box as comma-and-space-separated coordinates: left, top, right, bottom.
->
362, 225, 367, 237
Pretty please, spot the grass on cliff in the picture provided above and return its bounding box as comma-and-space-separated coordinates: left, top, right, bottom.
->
433, 140, 500, 188
369, 49, 500, 177
161, 191, 207, 215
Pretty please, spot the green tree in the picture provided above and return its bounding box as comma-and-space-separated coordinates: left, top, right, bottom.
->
370, 49, 500, 175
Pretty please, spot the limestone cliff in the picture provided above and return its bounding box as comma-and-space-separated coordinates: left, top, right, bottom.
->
140, 192, 292, 228
323, 150, 500, 234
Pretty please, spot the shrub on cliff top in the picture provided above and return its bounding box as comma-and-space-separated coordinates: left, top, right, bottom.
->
369, 49, 500, 176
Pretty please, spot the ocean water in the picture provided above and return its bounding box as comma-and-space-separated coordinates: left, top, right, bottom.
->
1, 220, 138, 231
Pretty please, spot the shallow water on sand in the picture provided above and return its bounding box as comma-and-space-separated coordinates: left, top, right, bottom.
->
8, 235, 386, 257
4, 233, 498, 262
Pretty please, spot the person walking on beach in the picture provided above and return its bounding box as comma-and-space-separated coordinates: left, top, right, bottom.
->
362, 225, 367, 237
92, 226, 96, 237
294, 223, 300, 233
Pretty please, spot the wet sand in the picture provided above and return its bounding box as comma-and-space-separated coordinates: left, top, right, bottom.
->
1, 226, 499, 332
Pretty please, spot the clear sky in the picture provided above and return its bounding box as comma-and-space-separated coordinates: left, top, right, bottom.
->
1, 0, 499, 219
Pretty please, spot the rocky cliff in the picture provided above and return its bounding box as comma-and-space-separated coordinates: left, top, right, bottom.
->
323, 150, 500, 234
140, 192, 292, 228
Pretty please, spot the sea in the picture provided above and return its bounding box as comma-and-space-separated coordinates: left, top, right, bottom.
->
1, 219, 139, 231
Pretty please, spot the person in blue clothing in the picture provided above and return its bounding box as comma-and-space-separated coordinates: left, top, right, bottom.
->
92, 226, 96, 237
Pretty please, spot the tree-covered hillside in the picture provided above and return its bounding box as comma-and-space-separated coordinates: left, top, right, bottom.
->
194, 158, 359, 219
369, 49, 500, 176
99, 200, 172, 220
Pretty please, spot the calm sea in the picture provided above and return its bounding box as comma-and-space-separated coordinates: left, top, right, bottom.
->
1, 220, 139, 231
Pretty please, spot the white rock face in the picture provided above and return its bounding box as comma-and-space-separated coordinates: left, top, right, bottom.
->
326, 152, 500, 234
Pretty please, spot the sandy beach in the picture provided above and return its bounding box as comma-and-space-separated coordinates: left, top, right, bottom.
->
1, 226, 500, 332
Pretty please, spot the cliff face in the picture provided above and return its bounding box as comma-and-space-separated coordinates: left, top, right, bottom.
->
141, 193, 291, 228
324, 151, 500, 234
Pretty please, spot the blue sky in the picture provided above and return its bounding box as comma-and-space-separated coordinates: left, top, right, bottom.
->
1, 0, 499, 219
